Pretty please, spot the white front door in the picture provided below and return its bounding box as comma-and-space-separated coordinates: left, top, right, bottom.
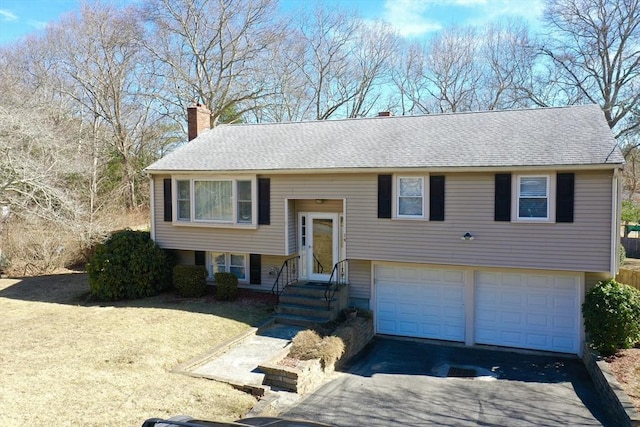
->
301, 213, 339, 281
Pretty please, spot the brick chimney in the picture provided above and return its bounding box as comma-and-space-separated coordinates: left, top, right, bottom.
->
377, 111, 393, 117
187, 103, 211, 141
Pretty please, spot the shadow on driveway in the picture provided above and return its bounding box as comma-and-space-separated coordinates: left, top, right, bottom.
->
283, 337, 617, 427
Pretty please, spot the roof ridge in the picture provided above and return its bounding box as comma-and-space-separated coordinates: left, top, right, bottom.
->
218, 104, 600, 128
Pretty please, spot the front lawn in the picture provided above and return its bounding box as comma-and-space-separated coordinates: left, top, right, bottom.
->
0, 273, 274, 426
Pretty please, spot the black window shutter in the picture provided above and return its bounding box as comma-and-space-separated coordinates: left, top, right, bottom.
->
250, 254, 261, 285
195, 251, 206, 266
556, 173, 575, 223
163, 178, 172, 222
495, 174, 512, 221
378, 175, 392, 218
429, 175, 445, 221
258, 178, 270, 225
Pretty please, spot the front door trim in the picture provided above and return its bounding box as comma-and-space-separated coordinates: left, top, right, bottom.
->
299, 212, 340, 281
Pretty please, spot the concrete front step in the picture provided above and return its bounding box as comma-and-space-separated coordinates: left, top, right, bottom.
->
279, 293, 335, 308
275, 302, 333, 320
282, 284, 330, 297
274, 313, 328, 328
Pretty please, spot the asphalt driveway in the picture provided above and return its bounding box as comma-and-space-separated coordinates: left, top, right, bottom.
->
282, 337, 616, 426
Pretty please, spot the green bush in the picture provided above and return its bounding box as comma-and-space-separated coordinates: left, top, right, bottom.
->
215, 272, 239, 301
173, 265, 208, 297
582, 279, 640, 355
86, 229, 173, 301
620, 244, 627, 267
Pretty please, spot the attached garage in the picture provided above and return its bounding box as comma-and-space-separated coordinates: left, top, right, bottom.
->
474, 270, 580, 354
375, 264, 466, 342
373, 263, 582, 354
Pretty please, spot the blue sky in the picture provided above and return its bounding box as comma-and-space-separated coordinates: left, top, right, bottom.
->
0, 0, 545, 45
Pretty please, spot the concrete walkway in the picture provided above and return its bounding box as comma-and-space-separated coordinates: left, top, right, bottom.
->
175, 322, 302, 395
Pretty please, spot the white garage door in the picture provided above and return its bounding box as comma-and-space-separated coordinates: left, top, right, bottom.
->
375, 264, 465, 342
475, 271, 580, 354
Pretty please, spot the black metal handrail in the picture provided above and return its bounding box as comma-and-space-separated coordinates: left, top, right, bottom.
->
324, 259, 349, 309
271, 255, 299, 303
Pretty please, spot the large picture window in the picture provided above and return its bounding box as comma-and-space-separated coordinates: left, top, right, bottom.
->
174, 177, 255, 225
397, 176, 424, 218
195, 180, 233, 221
517, 175, 549, 220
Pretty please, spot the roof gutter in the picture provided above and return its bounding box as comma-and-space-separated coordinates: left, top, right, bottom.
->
145, 163, 623, 176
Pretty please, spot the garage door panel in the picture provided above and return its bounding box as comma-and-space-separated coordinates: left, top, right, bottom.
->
527, 294, 549, 307
527, 313, 550, 327
502, 291, 524, 305
398, 305, 419, 318
527, 333, 549, 348
552, 315, 576, 329
555, 277, 578, 290
444, 270, 465, 283
502, 311, 523, 325
554, 295, 577, 309
376, 265, 465, 342
475, 271, 580, 354
502, 273, 524, 287
398, 321, 419, 335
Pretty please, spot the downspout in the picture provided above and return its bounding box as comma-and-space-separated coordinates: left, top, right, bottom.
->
149, 175, 156, 242
611, 168, 621, 277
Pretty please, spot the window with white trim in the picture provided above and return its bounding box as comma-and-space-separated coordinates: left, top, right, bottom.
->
208, 252, 247, 281
517, 175, 549, 220
177, 180, 191, 221
397, 176, 424, 218
174, 177, 255, 225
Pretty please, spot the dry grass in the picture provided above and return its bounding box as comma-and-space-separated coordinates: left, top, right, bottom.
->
288, 329, 344, 369
0, 272, 274, 426
607, 348, 640, 412
288, 330, 323, 360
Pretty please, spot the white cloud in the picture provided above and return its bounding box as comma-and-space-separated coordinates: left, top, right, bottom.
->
0, 9, 18, 22
459, 0, 545, 32
383, 0, 443, 37
27, 20, 48, 30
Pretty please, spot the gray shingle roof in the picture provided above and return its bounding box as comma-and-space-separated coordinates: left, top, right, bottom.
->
146, 104, 623, 173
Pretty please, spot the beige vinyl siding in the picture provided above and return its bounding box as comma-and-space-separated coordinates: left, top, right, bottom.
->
585, 272, 610, 291
342, 170, 613, 273
348, 259, 371, 300
347, 171, 612, 271
153, 175, 286, 254
153, 170, 613, 273
295, 199, 343, 213
257, 255, 291, 290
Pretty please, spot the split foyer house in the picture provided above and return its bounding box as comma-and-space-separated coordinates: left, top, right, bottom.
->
145, 104, 624, 356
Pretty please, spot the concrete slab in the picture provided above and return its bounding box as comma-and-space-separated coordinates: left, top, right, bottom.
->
186, 323, 302, 391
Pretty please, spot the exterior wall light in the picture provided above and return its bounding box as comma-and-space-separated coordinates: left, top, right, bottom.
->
461, 232, 474, 241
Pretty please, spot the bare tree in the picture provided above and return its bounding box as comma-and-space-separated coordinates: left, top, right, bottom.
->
143, 0, 284, 127
389, 42, 433, 115
344, 21, 400, 118
0, 99, 85, 233
46, 1, 162, 210
291, 5, 361, 120
269, 6, 398, 120
424, 26, 481, 113
542, 0, 640, 140
478, 19, 538, 110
